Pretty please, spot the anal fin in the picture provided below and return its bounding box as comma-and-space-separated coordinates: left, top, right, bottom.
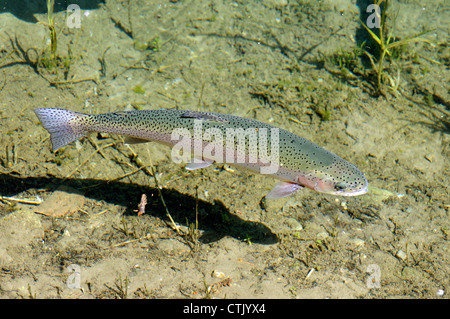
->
124, 136, 151, 144
185, 159, 213, 170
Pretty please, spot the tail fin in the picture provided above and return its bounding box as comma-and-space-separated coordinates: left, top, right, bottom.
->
34, 108, 90, 152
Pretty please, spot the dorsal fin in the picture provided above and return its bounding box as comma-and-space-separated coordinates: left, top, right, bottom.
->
180, 111, 229, 123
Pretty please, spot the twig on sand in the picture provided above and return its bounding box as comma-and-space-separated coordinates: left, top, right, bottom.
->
0, 195, 43, 205
149, 165, 182, 235
60, 142, 116, 184
135, 193, 147, 216
105, 234, 150, 249
123, 144, 181, 235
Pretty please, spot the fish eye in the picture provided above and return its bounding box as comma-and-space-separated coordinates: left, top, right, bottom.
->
334, 183, 347, 191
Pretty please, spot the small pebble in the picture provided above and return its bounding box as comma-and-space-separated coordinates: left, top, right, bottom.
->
285, 217, 303, 231
396, 249, 407, 260
352, 238, 365, 247
211, 270, 226, 279
316, 232, 329, 240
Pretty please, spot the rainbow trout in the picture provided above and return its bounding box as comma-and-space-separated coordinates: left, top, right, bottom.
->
34, 108, 368, 198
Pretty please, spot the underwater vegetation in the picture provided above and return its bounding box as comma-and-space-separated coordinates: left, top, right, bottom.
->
327, 0, 436, 97
359, 0, 435, 96
35, 0, 73, 80
0, 0, 92, 85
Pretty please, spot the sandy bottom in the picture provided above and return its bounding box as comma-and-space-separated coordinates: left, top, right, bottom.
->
0, 0, 448, 298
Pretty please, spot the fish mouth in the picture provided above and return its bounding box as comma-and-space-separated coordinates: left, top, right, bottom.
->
333, 183, 368, 196
303, 178, 368, 197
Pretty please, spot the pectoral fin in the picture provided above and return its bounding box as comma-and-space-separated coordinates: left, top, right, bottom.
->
266, 182, 302, 199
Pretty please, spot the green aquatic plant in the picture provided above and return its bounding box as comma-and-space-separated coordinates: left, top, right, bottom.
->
326, 44, 366, 80
38, 0, 57, 70
47, 0, 57, 62
132, 85, 146, 94
360, 0, 434, 95
134, 36, 162, 52
35, 0, 74, 78
243, 234, 253, 246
